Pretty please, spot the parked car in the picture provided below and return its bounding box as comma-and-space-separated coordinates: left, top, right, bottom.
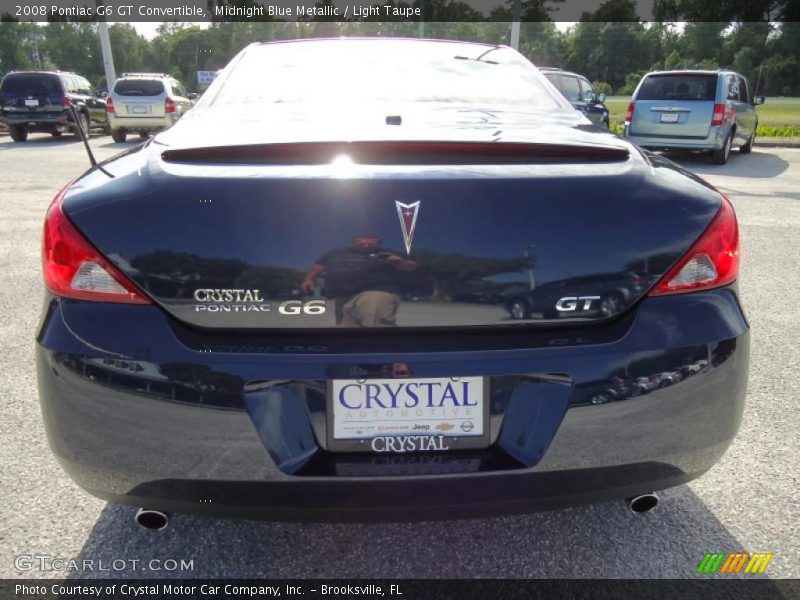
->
0, 70, 108, 142
37, 39, 749, 525
540, 68, 609, 127
106, 73, 194, 143
624, 69, 764, 165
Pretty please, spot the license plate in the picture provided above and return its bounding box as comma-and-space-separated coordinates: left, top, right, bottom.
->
327, 376, 489, 453
129, 105, 148, 114
660, 112, 679, 123
24, 99, 38, 107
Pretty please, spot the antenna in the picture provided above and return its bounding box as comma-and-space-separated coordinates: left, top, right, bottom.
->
68, 105, 114, 178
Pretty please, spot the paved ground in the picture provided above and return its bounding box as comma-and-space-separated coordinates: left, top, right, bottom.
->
0, 134, 797, 579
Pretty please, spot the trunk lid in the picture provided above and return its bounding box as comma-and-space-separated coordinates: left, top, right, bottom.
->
64, 131, 722, 331
630, 73, 719, 138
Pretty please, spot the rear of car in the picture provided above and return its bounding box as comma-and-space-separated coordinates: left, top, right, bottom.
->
542, 68, 609, 127
624, 70, 760, 164
0, 71, 105, 142
107, 74, 193, 142
0, 72, 71, 141
36, 40, 749, 522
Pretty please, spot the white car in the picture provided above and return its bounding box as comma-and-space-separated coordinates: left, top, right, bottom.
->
106, 73, 195, 143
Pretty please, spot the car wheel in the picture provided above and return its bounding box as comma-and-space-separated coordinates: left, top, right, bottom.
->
50, 131, 62, 138
139, 131, 150, 140
712, 133, 733, 165
509, 301, 530, 320
73, 112, 89, 139
111, 129, 127, 143
739, 131, 755, 154
590, 392, 612, 405
9, 125, 28, 142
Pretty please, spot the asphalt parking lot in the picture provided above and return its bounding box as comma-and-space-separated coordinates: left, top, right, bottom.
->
0, 134, 797, 579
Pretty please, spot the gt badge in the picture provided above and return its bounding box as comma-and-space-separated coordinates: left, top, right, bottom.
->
395, 201, 421, 254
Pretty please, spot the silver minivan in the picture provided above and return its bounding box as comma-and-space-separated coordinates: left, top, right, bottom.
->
107, 73, 195, 143
624, 70, 764, 164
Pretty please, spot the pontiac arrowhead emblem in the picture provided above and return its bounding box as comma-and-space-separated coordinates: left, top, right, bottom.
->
395, 201, 421, 254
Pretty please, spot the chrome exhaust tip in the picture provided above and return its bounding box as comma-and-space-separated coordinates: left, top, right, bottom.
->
134, 508, 169, 531
627, 493, 659, 514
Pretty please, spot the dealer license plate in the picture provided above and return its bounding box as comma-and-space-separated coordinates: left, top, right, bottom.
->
660, 112, 679, 123
327, 376, 489, 453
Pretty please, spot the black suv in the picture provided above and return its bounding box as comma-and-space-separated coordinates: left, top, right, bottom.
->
0, 70, 108, 142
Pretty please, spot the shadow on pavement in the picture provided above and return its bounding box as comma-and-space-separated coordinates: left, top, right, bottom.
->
67, 485, 749, 579
666, 149, 789, 179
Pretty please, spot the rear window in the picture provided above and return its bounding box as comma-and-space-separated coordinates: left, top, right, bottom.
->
636, 74, 717, 101
114, 79, 165, 96
1, 73, 62, 95
202, 40, 567, 112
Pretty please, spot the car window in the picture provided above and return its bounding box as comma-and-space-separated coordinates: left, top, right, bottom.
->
173, 80, 187, 97
637, 74, 717, 101
77, 76, 93, 95
579, 78, 595, 103
0, 73, 62, 95
205, 41, 567, 111
543, 72, 561, 91
114, 79, 165, 96
559, 76, 581, 102
726, 75, 740, 101
738, 77, 750, 104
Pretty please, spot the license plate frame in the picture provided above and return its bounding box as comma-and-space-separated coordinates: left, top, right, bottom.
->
660, 112, 680, 123
326, 376, 491, 453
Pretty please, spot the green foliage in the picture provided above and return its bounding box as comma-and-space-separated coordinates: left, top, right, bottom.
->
0, 18, 798, 96
593, 81, 613, 96
609, 122, 625, 136
616, 72, 644, 96
757, 125, 800, 137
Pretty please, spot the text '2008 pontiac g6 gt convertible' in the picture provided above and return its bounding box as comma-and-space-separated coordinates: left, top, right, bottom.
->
36, 38, 748, 527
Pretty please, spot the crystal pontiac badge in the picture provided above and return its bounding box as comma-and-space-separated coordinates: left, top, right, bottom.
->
395, 201, 421, 254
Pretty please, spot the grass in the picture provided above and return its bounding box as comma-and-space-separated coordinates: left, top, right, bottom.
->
606, 99, 800, 138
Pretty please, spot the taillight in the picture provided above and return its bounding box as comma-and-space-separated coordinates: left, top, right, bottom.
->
625, 102, 635, 124
650, 195, 739, 296
105, 96, 114, 113
711, 103, 734, 126
62, 95, 71, 108
42, 183, 151, 304
165, 97, 176, 113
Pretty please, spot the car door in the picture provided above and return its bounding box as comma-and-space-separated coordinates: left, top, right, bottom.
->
558, 74, 585, 116
76, 76, 106, 125
736, 76, 757, 141
578, 77, 605, 125
171, 79, 192, 116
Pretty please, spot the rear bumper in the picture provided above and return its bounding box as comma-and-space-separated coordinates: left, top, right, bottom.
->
36, 286, 749, 521
108, 114, 176, 131
624, 124, 730, 151
1, 111, 71, 130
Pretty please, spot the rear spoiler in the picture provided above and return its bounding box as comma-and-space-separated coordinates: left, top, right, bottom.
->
160, 141, 630, 165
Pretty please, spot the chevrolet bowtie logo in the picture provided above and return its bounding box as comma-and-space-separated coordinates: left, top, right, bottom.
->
395, 201, 421, 254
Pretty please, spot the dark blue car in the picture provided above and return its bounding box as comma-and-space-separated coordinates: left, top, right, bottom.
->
541, 67, 610, 127
36, 39, 748, 527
